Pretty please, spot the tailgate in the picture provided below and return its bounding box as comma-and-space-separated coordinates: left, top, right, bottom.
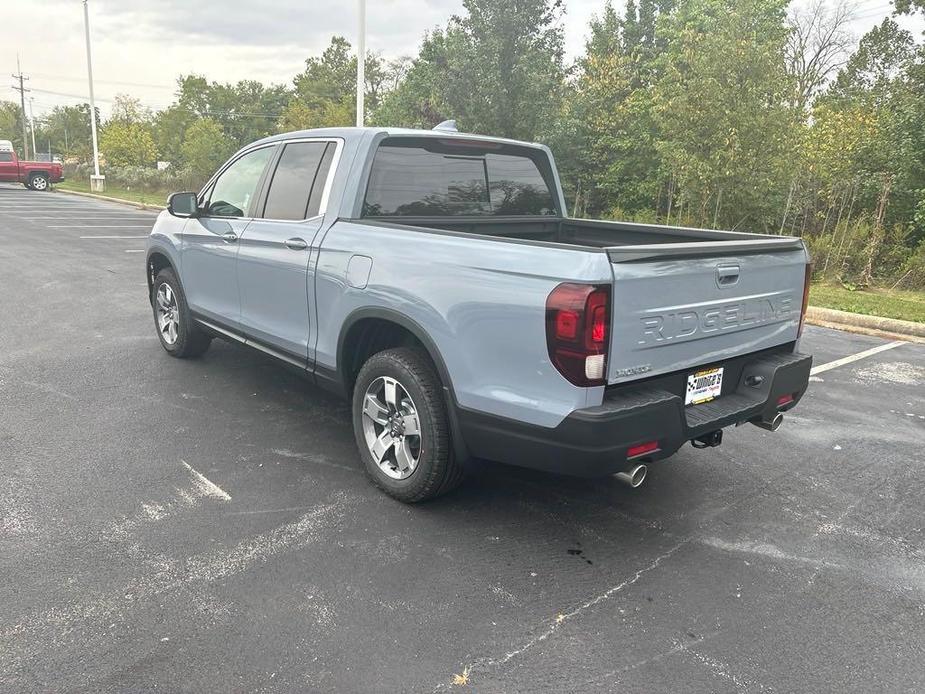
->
607, 244, 808, 385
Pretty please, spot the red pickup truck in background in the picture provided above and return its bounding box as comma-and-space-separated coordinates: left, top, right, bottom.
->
0, 142, 64, 190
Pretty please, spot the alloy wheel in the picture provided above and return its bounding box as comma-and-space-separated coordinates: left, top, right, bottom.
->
155, 283, 180, 345
361, 376, 422, 480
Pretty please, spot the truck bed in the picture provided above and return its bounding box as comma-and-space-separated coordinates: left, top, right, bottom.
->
363, 215, 805, 260
361, 213, 808, 386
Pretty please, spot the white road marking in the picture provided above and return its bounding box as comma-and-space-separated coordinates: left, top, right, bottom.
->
79, 235, 149, 239
51, 225, 151, 228
20, 216, 156, 220
124, 249, 145, 253
810, 341, 906, 375
181, 460, 232, 501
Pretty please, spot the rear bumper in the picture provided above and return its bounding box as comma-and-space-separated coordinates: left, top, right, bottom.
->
457, 349, 812, 477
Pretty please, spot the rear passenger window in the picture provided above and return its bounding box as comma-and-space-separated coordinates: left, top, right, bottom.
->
262, 142, 330, 220
0, 152, 13, 162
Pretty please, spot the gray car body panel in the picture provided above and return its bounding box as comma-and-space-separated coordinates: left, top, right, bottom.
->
147, 126, 808, 430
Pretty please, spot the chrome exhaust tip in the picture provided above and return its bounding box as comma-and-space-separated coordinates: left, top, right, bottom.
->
614, 464, 647, 488
752, 412, 784, 432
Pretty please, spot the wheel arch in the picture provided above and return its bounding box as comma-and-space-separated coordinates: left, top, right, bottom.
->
335, 307, 469, 463
146, 248, 178, 302
336, 307, 457, 402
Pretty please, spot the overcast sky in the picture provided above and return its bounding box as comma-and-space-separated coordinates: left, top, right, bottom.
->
3, 0, 923, 119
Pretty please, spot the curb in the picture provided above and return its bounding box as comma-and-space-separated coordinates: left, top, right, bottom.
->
806, 306, 925, 344
56, 187, 164, 211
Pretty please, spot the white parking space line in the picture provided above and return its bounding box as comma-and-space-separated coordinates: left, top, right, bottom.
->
50, 225, 152, 228
80, 235, 150, 239
20, 216, 156, 220
0, 207, 102, 211
181, 460, 232, 501
124, 249, 145, 253
810, 341, 906, 376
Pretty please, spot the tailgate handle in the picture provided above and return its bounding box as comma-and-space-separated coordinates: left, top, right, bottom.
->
715, 264, 740, 287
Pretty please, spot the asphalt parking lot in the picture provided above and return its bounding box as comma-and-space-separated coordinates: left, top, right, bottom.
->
1, 182, 924, 693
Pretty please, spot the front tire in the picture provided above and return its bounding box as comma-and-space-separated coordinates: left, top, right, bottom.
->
352, 347, 464, 502
152, 268, 211, 358
28, 174, 49, 191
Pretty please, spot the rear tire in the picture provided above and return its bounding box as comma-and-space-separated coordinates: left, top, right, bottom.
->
352, 347, 464, 502
152, 268, 212, 358
28, 174, 49, 191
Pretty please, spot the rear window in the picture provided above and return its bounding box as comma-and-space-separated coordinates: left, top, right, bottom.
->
362, 138, 558, 217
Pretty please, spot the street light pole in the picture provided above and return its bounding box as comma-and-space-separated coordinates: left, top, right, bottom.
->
28, 96, 37, 159
82, 0, 104, 191
356, 0, 365, 127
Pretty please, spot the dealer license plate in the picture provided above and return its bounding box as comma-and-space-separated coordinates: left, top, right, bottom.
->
686, 367, 723, 405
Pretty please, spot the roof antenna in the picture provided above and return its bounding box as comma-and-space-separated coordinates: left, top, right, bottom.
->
432, 119, 458, 132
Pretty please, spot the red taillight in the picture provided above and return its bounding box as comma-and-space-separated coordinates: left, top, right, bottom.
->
798, 263, 812, 337
777, 393, 795, 407
556, 310, 579, 340
545, 283, 611, 386
627, 441, 659, 459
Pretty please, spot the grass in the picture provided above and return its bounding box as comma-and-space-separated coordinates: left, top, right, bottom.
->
56, 178, 169, 207
810, 283, 925, 324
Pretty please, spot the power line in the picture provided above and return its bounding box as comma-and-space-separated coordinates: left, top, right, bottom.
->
26, 87, 282, 119
25, 71, 176, 90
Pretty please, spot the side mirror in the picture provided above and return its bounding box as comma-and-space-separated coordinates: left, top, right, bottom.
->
167, 191, 199, 218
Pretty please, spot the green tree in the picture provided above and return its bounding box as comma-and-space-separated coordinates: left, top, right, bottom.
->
280, 36, 387, 130
651, 0, 799, 230
0, 101, 24, 155
818, 20, 925, 236
372, 29, 461, 128
373, 0, 566, 141
100, 121, 158, 167
180, 118, 234, 185
153, 105, 196, 165
42, 104, 99, 160
174, 75, 291, 146
110, 94, 152, 124
556, 1, 671, 217
893, 0, 925, 14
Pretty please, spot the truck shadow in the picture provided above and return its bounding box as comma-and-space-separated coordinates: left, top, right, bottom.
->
196, 338, 721, 540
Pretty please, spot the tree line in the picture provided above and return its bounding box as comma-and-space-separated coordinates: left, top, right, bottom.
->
2, 0, 924, 288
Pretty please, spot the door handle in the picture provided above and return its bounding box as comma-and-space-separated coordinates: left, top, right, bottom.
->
715, 264, 740, 287
221, 232, 238, 243
285, 237, 308, 251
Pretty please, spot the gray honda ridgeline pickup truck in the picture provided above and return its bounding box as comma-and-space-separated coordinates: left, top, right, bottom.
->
146, 124, 812, 502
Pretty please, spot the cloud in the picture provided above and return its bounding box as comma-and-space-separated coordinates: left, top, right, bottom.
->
94, 0, 465, 54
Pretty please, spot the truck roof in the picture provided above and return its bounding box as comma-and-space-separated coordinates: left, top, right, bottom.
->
251, 126, 546, 151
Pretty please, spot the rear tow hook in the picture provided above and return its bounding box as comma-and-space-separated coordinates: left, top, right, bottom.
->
691, 430, 723, 449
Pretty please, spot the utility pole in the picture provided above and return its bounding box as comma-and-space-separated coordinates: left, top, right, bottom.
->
11, 54, 30, 160
28, 96, 37, 160
356, 0, 365, 127
83, 0, 104, 191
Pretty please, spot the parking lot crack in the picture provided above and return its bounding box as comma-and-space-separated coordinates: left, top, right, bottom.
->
435, 539, 689, 691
